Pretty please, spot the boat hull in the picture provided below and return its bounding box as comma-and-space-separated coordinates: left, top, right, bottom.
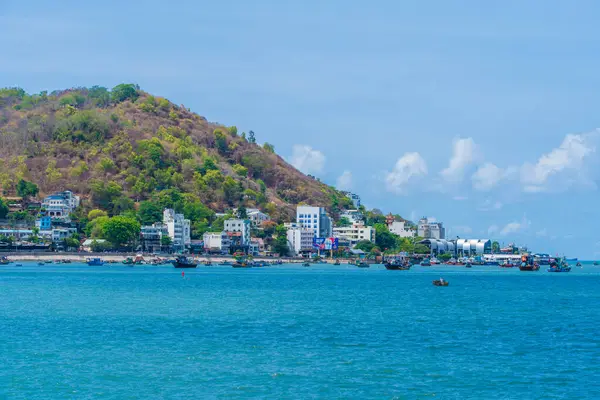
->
172, 262, 197, 268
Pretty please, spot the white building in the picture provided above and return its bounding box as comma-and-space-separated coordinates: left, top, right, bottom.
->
340, 209, 364, 225
141, 223, 168, 253
417, 217, 445, 239
296, 206, 332, 238
42, 190, 80, 220
333, 223, 375, 246
286, 226, 314, 256
224, 219, 251, 246
388, 220, 415, 238
203, 232, 230, 254
344, 192, 361, 208
163, 209, 191, 253
51, 227, 77, 243
247, 208, 270, 227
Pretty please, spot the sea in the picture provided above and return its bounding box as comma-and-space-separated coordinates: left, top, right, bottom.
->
1, 262, 599, 399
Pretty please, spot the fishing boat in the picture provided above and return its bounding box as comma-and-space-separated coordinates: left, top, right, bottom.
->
445, 258, 457, 265
430, 257, 440, 265
86, 258, 104, 266
500, 259, 516, 268
172, 256, 197, 268
518, 254, 540, 271
232, 261, 250, 268
355, 259, 369, 268
420, 258, 432, 267
465, 262, 472, 268
0, 256, 10, 265
576, 262, 582, 267
384, 257, 411, 270
123, 257, 134, 265
547, 258, 571, 273
433, 279, 449, 286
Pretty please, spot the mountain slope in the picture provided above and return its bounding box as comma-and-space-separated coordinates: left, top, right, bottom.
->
0, 85, 353, 226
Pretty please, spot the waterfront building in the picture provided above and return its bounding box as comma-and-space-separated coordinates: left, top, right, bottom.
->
340, 209, 364, 225
163, 209, 191, 253
41, 190, 80, 220
51, 227, 77, 243
417, 217, 445, 239
203, 232, 230, 254
246, 208, 270, 228
286, 226, 314, 256
333, 223, 375, 246
141, 223, 168, 253
455, 239, 492, 256
418, 239, 456, 255
0, 228, 34, 240
296, 206, 332, 238
224, 219, 251, 247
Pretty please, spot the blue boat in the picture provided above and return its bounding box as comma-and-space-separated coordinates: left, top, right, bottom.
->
547, 258, 571, 273
86, 258, 104, 266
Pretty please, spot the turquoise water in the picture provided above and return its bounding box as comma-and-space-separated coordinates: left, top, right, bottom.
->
1, 263, 599, 399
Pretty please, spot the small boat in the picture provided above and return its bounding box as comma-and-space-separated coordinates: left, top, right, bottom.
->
500, 260, 516, 268
420, 258, 432, 267
276, 260, 283, 265
38, 262, 45, 266
547, 258, 571, 273
433, 279, 449, 286
123, 257, 134, 265
384, 258, 411, 270
303, 262, 311, 267
16, 263, 22, 267
576, 262, 582, 267
465, 263, 472, 268
62, 259, 72, 264
86, 258, 104, 266
430, 257, 440, 265
518, 254, 539, 271
355, 260, 370, 268
45, 260, 52, 264
204, 260, 212, 266
172, 256, 197, 268
218, 261, 231, 266
0, 256, 10, 265
334, 260, 341, 266
232, 262, 250, 268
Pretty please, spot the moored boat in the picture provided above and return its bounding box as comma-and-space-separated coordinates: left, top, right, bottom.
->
0, 256, 10, 265
384, 257, 411, 270
547, 258, 571, 273
518, 254, 539, 271
334, 260, 341, 266
172, 256, 197, 268
500, 259, 516, 268
302, 262, 311, 267
420, 258, 431, 267
123, 257, 134, 265
86, 258, 104, 266
355, 259, 370, 268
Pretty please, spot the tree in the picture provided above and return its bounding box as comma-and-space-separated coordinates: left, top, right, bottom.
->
0, 198, 8, 219
492, 241, 500, 253
273, 224, 289, 256
336, 217, 352, 227
232, 164, 248, 177
16, 180, 39, 199
137, 201, 163, 225
88, 209, 108, 221
90, 180, 123, 211
111, 83, 139, 103
237, 206, 248, 219
214, 130, 228, 153
161, 235, 172, 247
354, 240, 375, 253
263, 142, 275, 153
91, 240, 112, 252
414, 244, 430, 254
102, 216, 141, 248
248, 130, 256, 144
373, 223, 397, 251
88, 86, 110, 107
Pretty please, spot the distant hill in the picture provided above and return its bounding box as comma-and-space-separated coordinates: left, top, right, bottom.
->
0, 85, 354, 228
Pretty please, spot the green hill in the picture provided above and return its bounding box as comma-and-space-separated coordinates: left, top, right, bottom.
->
0, 84, 353, 237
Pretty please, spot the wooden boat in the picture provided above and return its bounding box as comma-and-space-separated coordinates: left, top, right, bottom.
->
172, 256, 197, 268
433, 279, 449, 286
518, 254, 539, 271
547, 258, 571, 273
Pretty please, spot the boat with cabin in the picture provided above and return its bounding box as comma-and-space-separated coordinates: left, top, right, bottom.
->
420, 258, 431, 267
86, 258, 104, 266
172, 256, 197, 268
384, 256, 411, 270
518, 254, 540, 271
547, 258, 571, 273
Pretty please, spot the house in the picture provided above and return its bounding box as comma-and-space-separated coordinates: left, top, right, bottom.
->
417, 217, 445, 239
286, 226, 314, 256
41, 190, 80, 220
224, 219, 251, 246
340, 209, 364, 224
247, 209, 270, 227
203, 232, 230, 254
141, 223, 168, 253
36, 216, 52, 231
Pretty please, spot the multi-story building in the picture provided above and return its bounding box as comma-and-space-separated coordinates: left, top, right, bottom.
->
333, 223, 375, 246
246, 209, 270, 227
296, 206, 332, 238
286, 226, 314, 256
51, 227, 77, 243
41, 190, 80, 220
35, 216, 52, 231
203, 232, 230, 254
417, 217, 445, 239
163, 209, 191, 253
141, 223, 168, 253
224, 219, 251, 246
388, 220, 415, 238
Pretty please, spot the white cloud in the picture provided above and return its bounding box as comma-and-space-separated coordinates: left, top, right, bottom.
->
336, 170, 352, 190
488, 225, 499, 235
520, 132, 599, 192
441, 138, 479, 183
471, 163, 517, 191
385, 152, 428, 194
499, 216, 531, 236
289, 145, 326, 174
477, 199, 503, 211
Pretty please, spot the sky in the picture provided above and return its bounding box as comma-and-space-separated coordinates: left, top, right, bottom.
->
2, 0, 600, 257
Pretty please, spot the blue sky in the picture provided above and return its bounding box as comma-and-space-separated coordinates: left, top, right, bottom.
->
2, 0, 600, 257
